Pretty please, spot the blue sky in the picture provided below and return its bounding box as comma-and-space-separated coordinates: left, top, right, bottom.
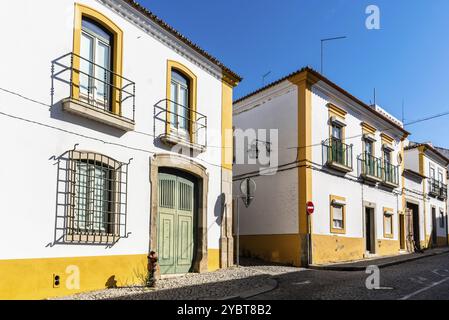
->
141, 0, 449, 148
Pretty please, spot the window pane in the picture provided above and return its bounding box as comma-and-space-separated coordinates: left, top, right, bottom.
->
170, 82, 178, 128
82, 18, 112, 44
333, 206, 343, 229
80, 33, 94, 95
332, 125, 342, 140
95, 41, 111, 101
179, 86, 189, 130
385, 215, 392, 234
74, 162, 88, 230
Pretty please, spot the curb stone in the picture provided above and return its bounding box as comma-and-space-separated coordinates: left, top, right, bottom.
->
309, 249, 449, 271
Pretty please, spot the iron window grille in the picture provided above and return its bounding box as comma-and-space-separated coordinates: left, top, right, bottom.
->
55, 149, 129, 245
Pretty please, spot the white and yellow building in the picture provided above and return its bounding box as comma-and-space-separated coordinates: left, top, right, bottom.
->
0, 0, 239, 299
233, 67, 409, 266
404, 142, 449, 249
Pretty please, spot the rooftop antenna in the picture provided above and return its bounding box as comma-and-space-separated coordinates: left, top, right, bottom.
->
373, 88, 376, 107
401, 99, 405, 124
262, 71, 271, 86
320, 36, 347, 74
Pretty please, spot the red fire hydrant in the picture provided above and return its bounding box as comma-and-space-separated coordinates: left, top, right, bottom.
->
147, 251, 159, 287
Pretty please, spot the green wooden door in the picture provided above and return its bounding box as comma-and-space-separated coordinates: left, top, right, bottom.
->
158, 173, 195, 274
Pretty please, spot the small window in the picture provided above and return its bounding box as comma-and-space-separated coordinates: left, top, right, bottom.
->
383, 149, 392, 164
332, 124, 343, 141
430, 166, 435, 179
330, 196, 346, 234
333, 205, 344, 229
383, 210, 394, 238
364, 139, 374, 156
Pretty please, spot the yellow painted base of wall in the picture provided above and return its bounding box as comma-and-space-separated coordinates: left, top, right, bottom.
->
438, 237, 449, 247
312, 234, 365, 265
239, 234, 302, 267
207, 249, 220, 271
376, 239, 400, 256
0, 254, 148, 300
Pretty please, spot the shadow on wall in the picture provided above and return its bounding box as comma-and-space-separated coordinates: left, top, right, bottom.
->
213, 193, 226, 227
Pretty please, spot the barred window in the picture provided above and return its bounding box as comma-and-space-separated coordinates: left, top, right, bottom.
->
54, 149, 129, 245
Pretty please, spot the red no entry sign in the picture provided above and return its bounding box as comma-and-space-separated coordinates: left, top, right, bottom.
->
306, 201, 315, 215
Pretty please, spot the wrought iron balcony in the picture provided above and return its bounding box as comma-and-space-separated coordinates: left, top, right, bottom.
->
322, 138, 353, 172
52, 53, 136, 131
154, 99, 207, 152
382, 160, 400, 188
440, 184, 448, 199
429, 178, 447, 199
359, 152, 383, 182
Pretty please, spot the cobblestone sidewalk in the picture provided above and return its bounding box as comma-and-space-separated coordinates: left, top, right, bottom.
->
52, 260, 302, 300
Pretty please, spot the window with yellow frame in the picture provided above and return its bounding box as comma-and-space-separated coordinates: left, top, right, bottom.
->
330, 195, 346, 234
165, 60, 197, 143
72, 3, 123, 115
383, 208, 394, 238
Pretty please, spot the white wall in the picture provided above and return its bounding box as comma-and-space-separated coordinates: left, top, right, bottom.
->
0, 0, 225, 259
233, 82, 299, 235
310, 83, 403, 242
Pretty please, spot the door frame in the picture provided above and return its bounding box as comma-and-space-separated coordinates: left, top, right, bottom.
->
150, 153, 209, 274
363, 202, 377, 255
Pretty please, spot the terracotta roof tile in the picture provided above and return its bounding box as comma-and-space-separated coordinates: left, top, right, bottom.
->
122, 0, 242, 84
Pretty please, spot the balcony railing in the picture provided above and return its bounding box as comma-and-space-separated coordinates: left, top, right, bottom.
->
322, 138, 353, 172
359, 152, 383, 181
429, 178, 447, 199
52, 53, 135, 128
382, 161, 400, 187
154, 99, 207, 151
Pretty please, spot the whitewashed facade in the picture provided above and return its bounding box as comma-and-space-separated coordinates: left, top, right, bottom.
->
404, 143, 449, 249
0, 0, 239, 299
233, 68, 409, 266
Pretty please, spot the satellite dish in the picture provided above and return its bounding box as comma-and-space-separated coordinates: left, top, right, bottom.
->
240, 178, 256, 208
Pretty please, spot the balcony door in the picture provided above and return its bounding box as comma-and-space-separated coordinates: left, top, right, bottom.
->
331, 123, 344, 163
80, 18, 112, 111
170, 70, 190, 138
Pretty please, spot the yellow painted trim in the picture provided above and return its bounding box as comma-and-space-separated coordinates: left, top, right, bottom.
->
0, 254, 147, 300
166, 60, 198, 143
330, 195, 346, 234
72, 3, 124, 115
418, 146, 428, 241
207, 248, 220, 271
239, 234, 303, 266
327, 103, 347, 119
289, 70, 317, 265
221, 81, 233, 170
380, 133, 394, 146
361, 122, 376, 135
383, 207, 394, 239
